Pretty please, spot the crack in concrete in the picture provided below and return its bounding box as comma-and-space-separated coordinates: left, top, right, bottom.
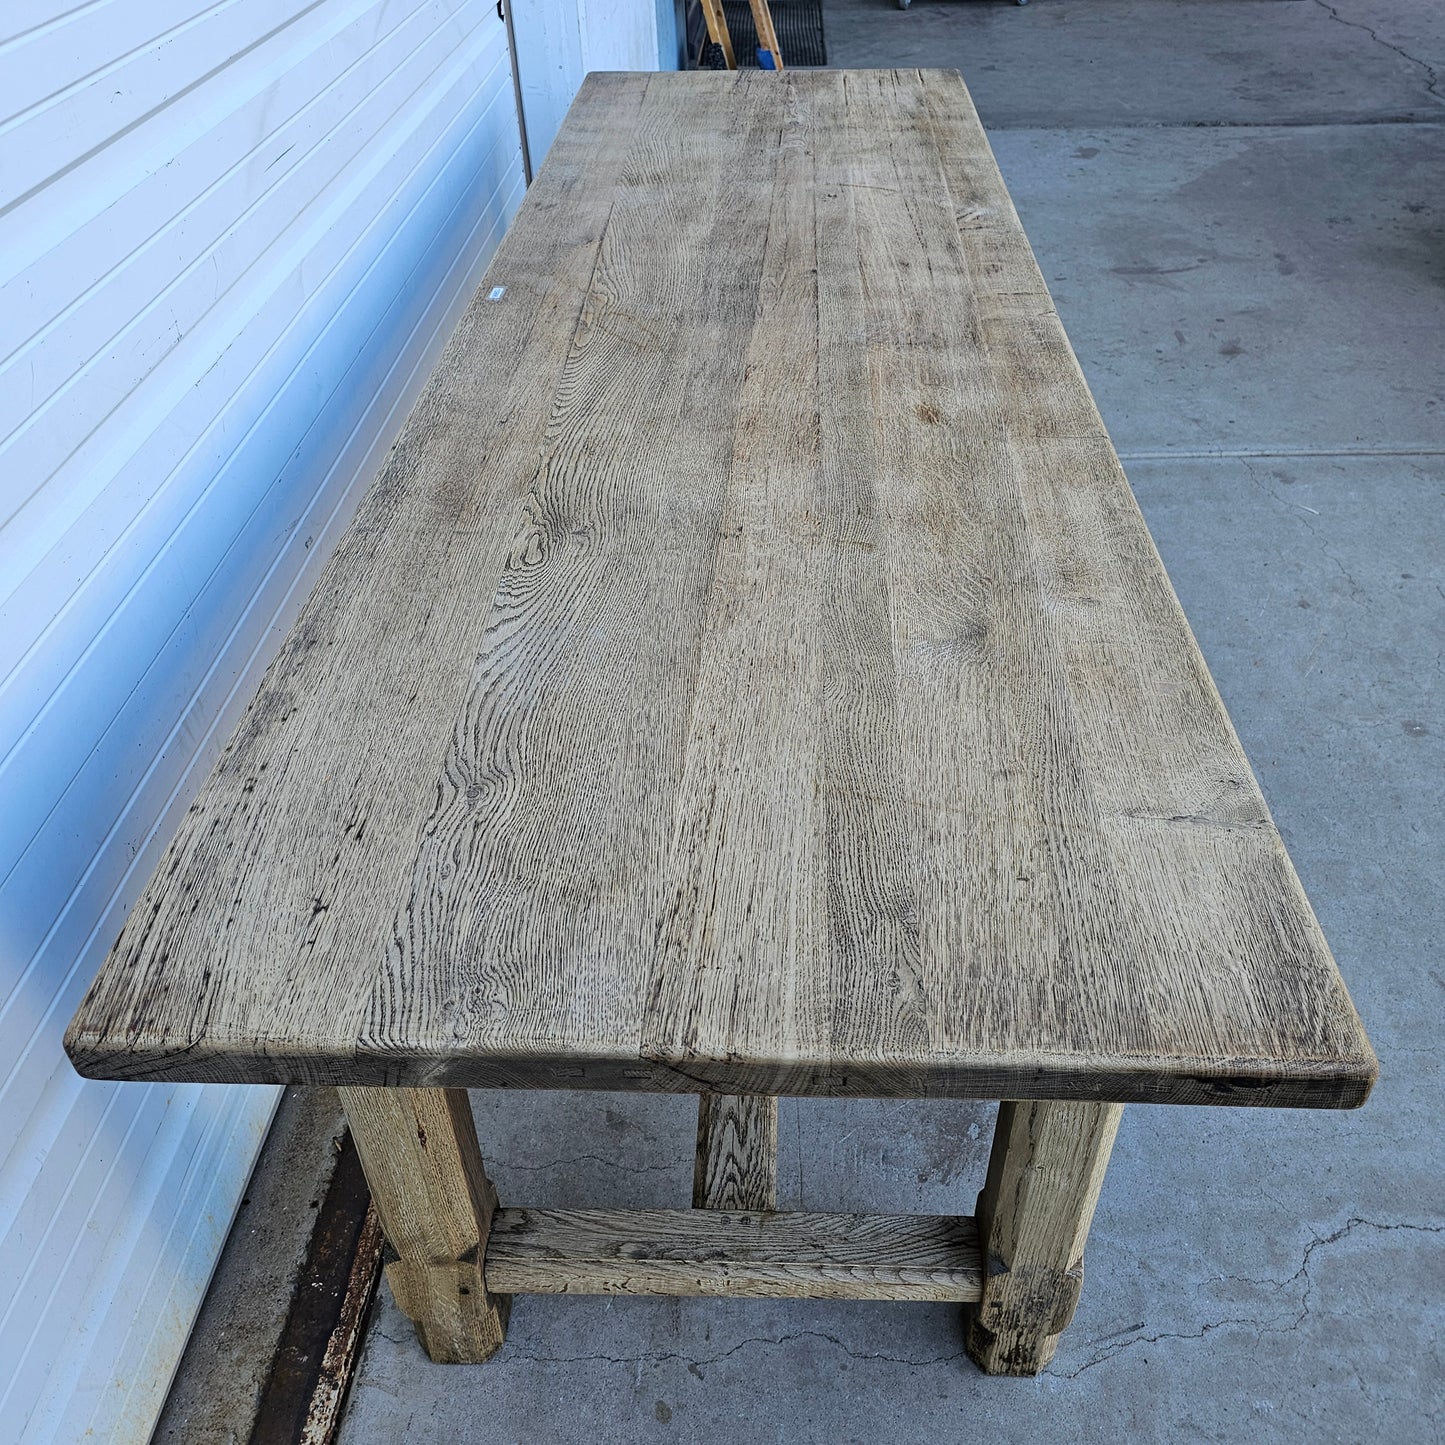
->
497, 1154, 680, 1176
503, 1326, 970, 1373
1239, 456, 1368, 603
371, 1323, 420, 1350
1311, 0, 1443, 100
1051, 1216, 1445, 1379
357, 1222, 1441, 1392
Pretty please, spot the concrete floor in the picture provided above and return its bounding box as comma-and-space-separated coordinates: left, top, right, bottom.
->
318, 3, 1445, 1441
153, 1088, 347, 1444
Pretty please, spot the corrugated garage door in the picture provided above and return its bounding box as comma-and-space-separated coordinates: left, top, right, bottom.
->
0, 3, 525, 1439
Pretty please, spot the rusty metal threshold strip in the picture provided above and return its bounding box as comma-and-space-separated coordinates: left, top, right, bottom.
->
248, 1130, 384, 1445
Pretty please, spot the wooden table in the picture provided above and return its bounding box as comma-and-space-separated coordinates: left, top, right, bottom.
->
67, 69, 1375, 1377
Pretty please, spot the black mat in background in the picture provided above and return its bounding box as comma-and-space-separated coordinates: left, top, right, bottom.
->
702, 1, 827, 69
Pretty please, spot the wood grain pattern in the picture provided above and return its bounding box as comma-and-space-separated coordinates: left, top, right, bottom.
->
693, 1094, 778, 1211
339, 1087, 507, 1362
747, 0, 785, 69
966, 1100, 1123, 1375
66, 71, 1375, 1110
484, 1208, 984, 1300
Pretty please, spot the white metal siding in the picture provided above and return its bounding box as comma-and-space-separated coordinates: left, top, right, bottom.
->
511, 0, 662, 167
0, 2, 525, 1439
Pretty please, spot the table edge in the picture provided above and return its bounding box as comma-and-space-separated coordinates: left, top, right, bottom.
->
64, 1025, 1377, 1110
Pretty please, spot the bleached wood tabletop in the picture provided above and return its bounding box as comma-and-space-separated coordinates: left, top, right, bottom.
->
67, 70, 1374, 1376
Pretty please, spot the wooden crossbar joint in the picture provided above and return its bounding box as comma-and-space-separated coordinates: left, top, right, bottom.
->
483, 1208, 984, 1301
383, 1247, 507, 1365
965, 1099, 1123, 1376
339, 1087, 509, 1364
338, 1088, 1117, 1374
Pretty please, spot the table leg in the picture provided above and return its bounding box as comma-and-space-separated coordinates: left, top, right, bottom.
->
338, 1086, 509, 1363
965, 1099, 1123, 1376
693, 1094, 778, 1211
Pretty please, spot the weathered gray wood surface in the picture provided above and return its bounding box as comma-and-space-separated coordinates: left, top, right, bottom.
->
966, 1099, 1123, 1375
66, 70, 1374, 1109
693, 1093, 778, 1211
484, 1208, 984, 1300
340, 1087, 508, 1361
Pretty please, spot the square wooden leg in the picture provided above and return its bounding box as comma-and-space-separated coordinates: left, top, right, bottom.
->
965, 1099, 1124, 1376
339, 1086, 509, 1363
693, 1093, 779, 1212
